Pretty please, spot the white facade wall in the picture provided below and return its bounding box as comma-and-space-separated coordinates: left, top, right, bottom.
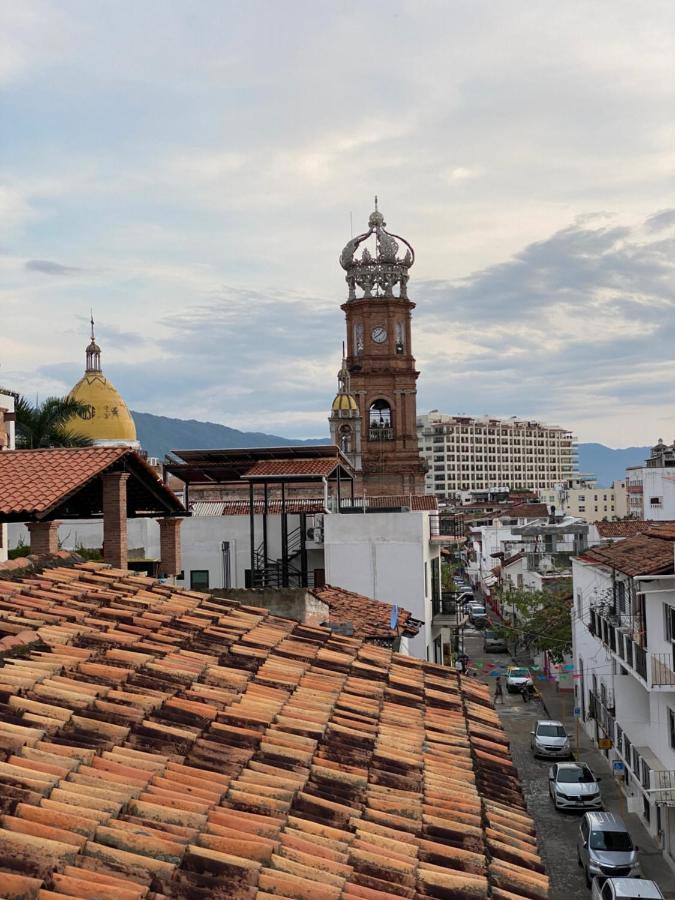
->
9, 514, 323, 591
417, 412, 576, 497
0, 391, 15, 563
643, 468, 675, 521
572, 556, 675, 862
10, 510, 439, 659
323, 511, 440, 660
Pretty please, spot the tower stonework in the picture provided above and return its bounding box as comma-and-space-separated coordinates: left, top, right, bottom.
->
339, 202, 427, 496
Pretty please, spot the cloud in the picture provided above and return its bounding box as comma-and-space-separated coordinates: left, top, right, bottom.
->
25, 259, 82, 275
2, 2, 674, 447
24, 210, 672, 448
645, 209, 675, 233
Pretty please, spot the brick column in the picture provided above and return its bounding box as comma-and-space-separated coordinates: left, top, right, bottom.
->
27, 521, 60, 556
157, 517, 182, 578
102, 472, 130, 569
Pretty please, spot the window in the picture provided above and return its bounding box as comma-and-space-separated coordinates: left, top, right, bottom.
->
650, 496, 663, 507
616, 581, 626, 615
669, 709, 675, 751
190, 570, 209, 591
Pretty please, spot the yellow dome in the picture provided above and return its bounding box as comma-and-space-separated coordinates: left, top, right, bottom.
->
332, 393, 358, 412
68, 372, 138, 445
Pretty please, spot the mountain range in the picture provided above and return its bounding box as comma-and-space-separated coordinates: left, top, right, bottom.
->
133, 411, 649, 486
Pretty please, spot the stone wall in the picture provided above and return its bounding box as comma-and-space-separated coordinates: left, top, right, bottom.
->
210, 588, 329, 627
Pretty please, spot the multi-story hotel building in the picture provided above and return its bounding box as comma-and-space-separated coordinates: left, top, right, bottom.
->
417, 411, 577, 497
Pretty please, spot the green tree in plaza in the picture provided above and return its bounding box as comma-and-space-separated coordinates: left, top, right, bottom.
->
494, 585, 573, 662
5, 392, 94, 449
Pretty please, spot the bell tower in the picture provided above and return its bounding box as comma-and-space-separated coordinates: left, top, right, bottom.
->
338, 200, 427, 496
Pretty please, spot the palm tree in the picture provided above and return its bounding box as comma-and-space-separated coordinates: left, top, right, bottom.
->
7, 392, 94, 449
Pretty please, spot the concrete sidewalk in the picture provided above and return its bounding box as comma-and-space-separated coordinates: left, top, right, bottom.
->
536, 677, 675, 898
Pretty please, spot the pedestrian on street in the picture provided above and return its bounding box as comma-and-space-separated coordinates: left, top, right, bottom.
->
455, 657, 464, 675
494, 675, 504, 703
520, 682, 531, 703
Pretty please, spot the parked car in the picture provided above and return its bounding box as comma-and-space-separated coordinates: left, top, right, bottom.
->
468, 604, 488, 627
591, 877, 663, 899
548, 762, 601, 809
530, 720, 572, 758
506, 665, 533, 693
483, 629, 508, 652
577, 812, 640, 886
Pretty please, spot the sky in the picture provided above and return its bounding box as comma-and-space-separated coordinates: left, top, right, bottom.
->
1, 0, 674, 448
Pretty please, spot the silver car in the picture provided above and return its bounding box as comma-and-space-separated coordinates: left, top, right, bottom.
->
483, 629, 508, 653
577, 812, 640, 886
530, 719, 571, 758
548, 762, 602, 810
591, 877, 663, 899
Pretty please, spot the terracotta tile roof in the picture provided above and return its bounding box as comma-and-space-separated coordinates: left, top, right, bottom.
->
310, 585, 420, 641
0, 448, 128, 516
502, 551, 526, 569
594, 519, 660, 538
506, 502, 549, 519
191, 499, 327, 516
244, 459, 342, 478
0, 557, 547, 899
366, 494, 438, 511
579, 531, 675, 577
0, 448, 184, 520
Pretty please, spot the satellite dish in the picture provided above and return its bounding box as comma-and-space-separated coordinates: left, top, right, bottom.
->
390, 605, 398, 630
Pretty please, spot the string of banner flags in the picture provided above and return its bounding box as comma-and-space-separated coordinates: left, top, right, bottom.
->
466, 659, 580, 679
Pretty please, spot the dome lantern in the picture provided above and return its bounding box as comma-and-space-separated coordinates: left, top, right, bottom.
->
67, 315, 139, 448
86, 313, 102, 373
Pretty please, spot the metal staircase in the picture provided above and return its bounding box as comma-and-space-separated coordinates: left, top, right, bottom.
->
251, 526, 312, 588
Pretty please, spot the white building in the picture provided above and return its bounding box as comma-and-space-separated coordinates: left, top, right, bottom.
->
417, 412, 577, 498
539, 478, 628, 522
0, 390, 16, 562
625, 440, 675, 522
572, 524, 675, 861
8, 503, 442, 661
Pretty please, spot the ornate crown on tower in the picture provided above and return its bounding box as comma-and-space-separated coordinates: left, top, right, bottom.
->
339, 198, 415, 301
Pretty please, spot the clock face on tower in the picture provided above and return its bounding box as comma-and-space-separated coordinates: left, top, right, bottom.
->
371, 326, 387, 344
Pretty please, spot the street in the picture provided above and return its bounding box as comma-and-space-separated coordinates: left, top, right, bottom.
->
462, 624, 675, 900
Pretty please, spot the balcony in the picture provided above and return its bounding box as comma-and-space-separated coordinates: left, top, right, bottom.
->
588, 608, 662, 687
526, 550, 577, 573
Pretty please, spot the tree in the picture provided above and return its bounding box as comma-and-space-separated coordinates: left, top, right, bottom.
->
494, 586, 572, 662
8, 392, 94, 449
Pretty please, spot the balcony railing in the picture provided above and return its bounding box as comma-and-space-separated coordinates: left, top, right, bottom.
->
652, 653, 675, 687
369, 426, 394, 442
432, 596, 458, 617
526, 550, 578, 573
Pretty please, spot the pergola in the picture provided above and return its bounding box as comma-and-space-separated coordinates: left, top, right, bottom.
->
0, 447, 185, 574
166, 445, 355, 588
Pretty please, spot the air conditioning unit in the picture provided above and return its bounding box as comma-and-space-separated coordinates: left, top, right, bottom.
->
306, 527, 324, 543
